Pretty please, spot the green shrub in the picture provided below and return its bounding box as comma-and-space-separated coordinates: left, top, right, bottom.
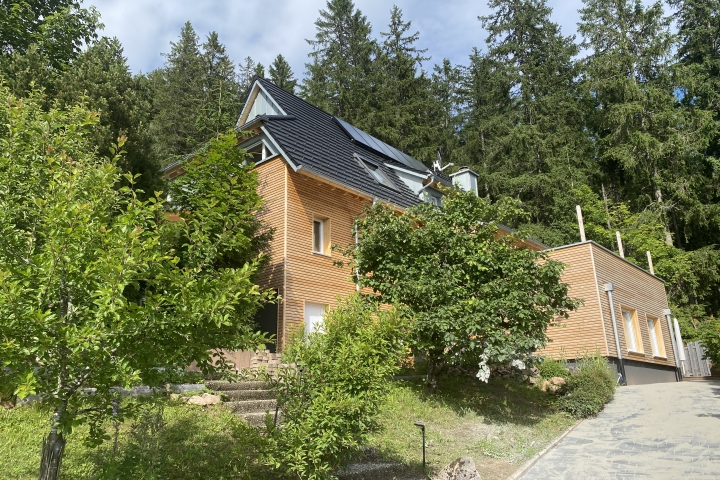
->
538, 357, 568, 379
558, 353, 616, 418
264, 294, 408, 480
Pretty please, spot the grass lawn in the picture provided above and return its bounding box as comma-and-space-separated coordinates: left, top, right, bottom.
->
365, 376, 576, 480
0, 399, 267, 480
1, 375, 574, 479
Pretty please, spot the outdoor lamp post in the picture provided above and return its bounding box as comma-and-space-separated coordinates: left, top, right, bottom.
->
414, 422, 426, 470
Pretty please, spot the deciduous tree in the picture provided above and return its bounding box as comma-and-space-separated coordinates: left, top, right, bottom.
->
343, 190, 578, 393
0, 90, 272, 479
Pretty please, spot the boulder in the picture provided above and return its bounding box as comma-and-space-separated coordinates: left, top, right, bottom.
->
433, 456, 482, 480
187, 393, 222, 406
529, 376, 538, 385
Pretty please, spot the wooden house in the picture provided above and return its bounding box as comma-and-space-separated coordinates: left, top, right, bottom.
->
539, 241, 683, 385
166, 78, 683, 383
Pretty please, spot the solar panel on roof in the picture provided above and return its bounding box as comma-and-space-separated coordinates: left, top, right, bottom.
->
334, 117, 428, 172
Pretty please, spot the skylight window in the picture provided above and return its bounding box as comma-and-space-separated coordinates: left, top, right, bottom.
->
356, 155, 397, 190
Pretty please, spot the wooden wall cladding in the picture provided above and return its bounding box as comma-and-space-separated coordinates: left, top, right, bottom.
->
590, 244, 676, 367
282, 168, 372, 346
538, 242, 676, 368
538, 243, 608, 359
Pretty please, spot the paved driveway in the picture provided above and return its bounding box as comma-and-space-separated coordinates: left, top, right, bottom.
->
521, 380, 720, 479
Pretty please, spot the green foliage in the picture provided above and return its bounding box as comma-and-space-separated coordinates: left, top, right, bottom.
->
53, 37, 163, 197
264, 295, 408, 479
558, 353, 616, 418
0, 89, 271, 474
343, 190, 579, 391
538, 358, 568, 379
0, 400, 268, 479
149, 23, 244, 166
0, 0, 100, 68
268, 54, 297, 93
302, 0, 375, 124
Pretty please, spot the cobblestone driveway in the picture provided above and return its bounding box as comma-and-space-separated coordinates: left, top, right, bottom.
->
521, 380, 720, 479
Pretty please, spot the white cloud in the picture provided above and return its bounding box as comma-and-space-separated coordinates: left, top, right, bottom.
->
88, 0, 654, 78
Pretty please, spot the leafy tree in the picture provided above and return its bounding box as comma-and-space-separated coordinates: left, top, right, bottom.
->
266, 294, 407, 479
0, 0, 100, 68
268, 53, 297, 92
0, 90, 272, 479
342, 190, 578, 392
302, 0, 375, 124
54, 37, 162, 197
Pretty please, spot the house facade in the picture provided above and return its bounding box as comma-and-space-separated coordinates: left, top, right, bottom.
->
539, 242, 682, 385
166, 78, 684, 383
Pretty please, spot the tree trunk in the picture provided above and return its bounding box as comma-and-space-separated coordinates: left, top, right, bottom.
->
424, 359, 446, 395
39, 405, 66, 480
38, 431, 65, 480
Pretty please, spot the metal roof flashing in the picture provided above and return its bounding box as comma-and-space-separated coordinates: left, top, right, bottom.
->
543, 240, 664, 282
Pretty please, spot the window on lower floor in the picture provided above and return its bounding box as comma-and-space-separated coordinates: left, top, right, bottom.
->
647, 316, 666, 357
304, 302, 327, 335
622, 307, 643, 353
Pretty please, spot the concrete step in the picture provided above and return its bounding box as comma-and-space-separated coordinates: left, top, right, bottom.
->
222, 389, 275, 401
238, 411, 275, 428
225, 399, 277, 414
206, 380, 270, 391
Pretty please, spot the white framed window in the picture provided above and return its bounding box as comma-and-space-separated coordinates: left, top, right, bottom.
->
313, 216, 330, 255
647, 316, 666, 357
622, 308, 643, 353
304, 302, 327, 335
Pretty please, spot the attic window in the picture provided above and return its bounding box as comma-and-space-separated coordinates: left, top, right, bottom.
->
356, 155, 397, 190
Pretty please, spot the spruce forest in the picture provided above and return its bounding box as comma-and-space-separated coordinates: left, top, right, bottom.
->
2, 0, 720, 348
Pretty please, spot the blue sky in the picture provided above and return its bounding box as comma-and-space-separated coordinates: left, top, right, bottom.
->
89, 0, 649, 78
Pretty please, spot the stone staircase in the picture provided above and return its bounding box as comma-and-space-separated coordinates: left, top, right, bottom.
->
206, 380, 278, 427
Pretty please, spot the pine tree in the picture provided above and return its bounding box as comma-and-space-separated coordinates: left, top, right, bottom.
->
468, 0, 590, 239
302, 0, 375, 124
199, 32, 243, 139
365, 6, 435, 163
269, 54, 298, 92
579, 0, 715, 248
429, 59, 465, 168
149, 21, 205, 165
55, 37, 162, 196
254, 63, 265, 78
238, 56, 257, 91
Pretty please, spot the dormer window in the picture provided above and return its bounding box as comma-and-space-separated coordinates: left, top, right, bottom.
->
356, 155, 397, 190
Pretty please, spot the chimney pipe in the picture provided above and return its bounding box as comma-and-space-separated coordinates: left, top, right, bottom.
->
576, 205, 586, 242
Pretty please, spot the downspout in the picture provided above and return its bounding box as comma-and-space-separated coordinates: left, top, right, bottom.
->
663, 309, 682, 381
354, 221, 360, 292
673, 318, 687, 377
604, 283, 627, 383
